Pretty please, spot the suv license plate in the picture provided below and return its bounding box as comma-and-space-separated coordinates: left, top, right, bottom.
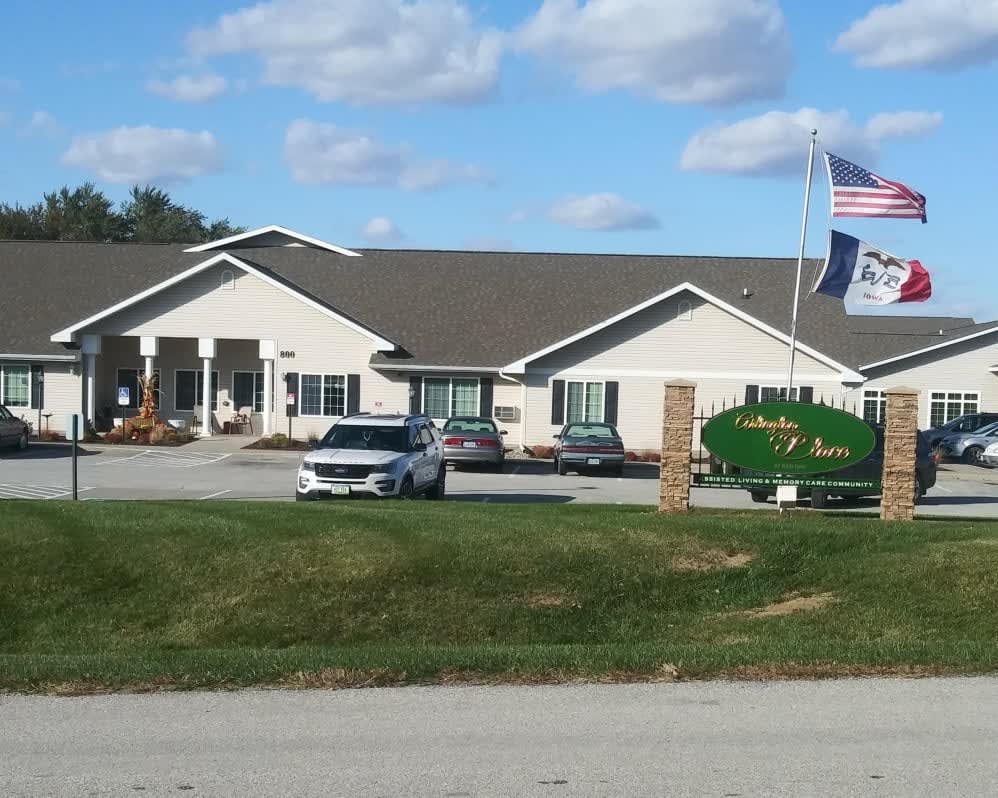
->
330, 485, 351, 496
586, 457, 600, 465
462, 441, 477, 448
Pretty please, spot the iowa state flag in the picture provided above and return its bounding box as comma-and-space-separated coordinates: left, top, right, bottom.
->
813, 230, 932, 306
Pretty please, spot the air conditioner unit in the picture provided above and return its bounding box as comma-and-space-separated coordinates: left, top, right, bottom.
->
494, 405, 518, 422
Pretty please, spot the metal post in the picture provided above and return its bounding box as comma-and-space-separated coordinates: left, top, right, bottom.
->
71, 414, 78, 501
785, 129, 818, 399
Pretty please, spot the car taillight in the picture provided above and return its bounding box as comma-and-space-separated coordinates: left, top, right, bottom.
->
443, 437, 463, 445
475, 438, 498, 447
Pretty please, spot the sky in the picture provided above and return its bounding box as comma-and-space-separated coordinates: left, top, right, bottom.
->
1, 0, 996, 320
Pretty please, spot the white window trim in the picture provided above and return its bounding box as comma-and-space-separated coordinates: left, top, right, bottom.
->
231, 370, 266, 414
862, 389, 888, 425
759, 385, 799, 403
173, 368, 219, 412
422, 377, 480, 419
116, 366, 162, 411
564, 379, 606, 424
220, 269, 235, 290
927, 389, 981, 429
0, 363, 31, 409
676, 300, 692, 320
298, 373, 348, 418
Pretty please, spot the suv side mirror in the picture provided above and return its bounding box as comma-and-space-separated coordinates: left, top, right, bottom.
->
413, 441, 426, 452
552, 434, 560, 439
500, 430, 508, 436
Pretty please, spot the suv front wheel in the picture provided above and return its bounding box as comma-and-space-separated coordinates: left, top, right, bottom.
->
397, 475, 415, 499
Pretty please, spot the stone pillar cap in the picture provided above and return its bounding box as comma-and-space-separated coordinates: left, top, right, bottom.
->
664, 379, 697, 388
884, 386, 920, 396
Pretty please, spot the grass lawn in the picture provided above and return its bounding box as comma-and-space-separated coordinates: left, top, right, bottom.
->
2, 501, 998, 692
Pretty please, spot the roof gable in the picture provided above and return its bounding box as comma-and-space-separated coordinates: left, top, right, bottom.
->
184, 225, 361, 256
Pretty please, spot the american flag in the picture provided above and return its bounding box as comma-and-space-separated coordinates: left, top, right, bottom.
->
824, 152, 926, 223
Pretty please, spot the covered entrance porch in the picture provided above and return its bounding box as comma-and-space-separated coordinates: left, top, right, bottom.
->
80, 334, 276, 438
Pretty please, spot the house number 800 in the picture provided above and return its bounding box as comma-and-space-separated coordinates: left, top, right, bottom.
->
279, 350, 295, 359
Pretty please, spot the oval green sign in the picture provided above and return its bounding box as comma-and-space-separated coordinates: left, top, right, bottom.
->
701, 402, 876, 475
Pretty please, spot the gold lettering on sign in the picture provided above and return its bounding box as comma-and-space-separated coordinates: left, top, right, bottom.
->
733, 412, 853, 462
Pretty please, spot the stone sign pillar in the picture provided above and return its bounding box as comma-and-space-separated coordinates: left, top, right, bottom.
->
881, 386, 920, 522
659, 380, 696, 514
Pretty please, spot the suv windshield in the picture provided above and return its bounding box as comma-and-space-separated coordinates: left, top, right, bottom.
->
319, 425, 409, 453
565, 424, 617, 438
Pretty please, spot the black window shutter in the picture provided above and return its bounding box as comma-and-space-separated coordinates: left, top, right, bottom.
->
551, 379, 565, 425
347, 374, 361, 414
604, 381, 619, 425
745, 384, 760, 405
30, 365, 44, 410
285, 372, 299, 418
409, 376, 423, 414
479, 377, 494, 418
799, 386, 814, 404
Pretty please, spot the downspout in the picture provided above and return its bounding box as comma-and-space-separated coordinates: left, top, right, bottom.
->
498, 368, 528, 452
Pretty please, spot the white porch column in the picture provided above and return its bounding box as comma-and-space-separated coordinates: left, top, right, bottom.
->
81, 335, 101, 426
199, 338, 216, 437
140, 336, 158, 380
260, 339, 275, 436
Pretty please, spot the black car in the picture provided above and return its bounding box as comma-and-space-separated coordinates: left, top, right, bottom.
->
748, 425, 936, 508
923, 413, 998, 448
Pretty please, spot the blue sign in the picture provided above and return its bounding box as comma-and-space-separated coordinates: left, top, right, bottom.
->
117, 387, 130, 406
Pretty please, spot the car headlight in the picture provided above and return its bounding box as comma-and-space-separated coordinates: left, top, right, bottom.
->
370, 460, 399, 475
301, 460, 315, 472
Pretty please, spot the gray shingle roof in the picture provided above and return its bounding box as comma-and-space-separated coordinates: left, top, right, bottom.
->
2, 240, 994, 372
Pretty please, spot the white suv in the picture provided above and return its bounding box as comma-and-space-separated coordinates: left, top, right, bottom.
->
296, 414, 445, 501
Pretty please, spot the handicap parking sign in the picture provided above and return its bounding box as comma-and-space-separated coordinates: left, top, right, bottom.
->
117, 386, 130, 406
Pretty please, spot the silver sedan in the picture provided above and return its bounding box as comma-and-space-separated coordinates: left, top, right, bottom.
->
938, 420, 998, 464
441, 417, 507, 471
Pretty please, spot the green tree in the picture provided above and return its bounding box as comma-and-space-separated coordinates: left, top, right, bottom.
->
0, 183, 244, 243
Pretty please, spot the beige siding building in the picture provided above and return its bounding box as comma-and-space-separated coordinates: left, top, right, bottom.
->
2, 225, 996, 450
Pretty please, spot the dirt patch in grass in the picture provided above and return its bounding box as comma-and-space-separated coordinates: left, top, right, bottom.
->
279, 668, 404, 689
717, 663, 955, 680
671, 550, 754, 571
743, 592, 837, 618
525, 592, 577, 608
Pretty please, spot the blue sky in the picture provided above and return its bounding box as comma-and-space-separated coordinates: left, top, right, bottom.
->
1, 0, 996, 319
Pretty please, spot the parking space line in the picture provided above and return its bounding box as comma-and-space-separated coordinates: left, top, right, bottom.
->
96, 450, 232, 469
199, 489, 232, 500
0, 484, 93, 500
934, 483, 953, 493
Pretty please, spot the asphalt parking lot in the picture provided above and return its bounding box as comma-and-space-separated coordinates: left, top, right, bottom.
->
3, 442, 998, 517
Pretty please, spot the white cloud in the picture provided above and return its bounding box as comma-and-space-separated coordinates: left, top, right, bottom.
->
62, 126, 224, 184
680, 108, 942, 176
835, 0, 998, 69
517, 0, 790, 105
146, 73, 228, 102
362, 216, 403, 243
282, 119, 491, 190
22, 110, 63, 138
548, 193, 659, 231
187, 0, 503, 105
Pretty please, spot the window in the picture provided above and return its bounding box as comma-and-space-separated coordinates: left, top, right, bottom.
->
174, 369, 218, 412
760, 386, 799, 403
863, 390, 887, 425
423, 378, 479, 418
566, 381, 604, 423
676, 300, 692, 320
233, 371, 265, 413
300, 374, 346, 417
1, 364, 30, 407
220, 270, 235, 290
318, 423, 408, 452
116, 368, 161, 410
418, 424, 434, 445
930, 391, 979, 428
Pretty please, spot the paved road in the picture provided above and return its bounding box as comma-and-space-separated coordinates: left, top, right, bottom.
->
3, 442, 998, 516
3, 679, 997, 796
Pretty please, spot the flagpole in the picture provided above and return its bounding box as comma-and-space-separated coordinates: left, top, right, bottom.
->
785, 129, 817, 398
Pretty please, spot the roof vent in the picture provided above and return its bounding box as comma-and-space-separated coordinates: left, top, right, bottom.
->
743, 288, 753, 298
939, 329, 944, 336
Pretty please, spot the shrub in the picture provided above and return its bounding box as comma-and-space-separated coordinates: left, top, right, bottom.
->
136, 432, 151, 445
531, 445, 555, 459
103, 430, 123, 443
149, 425, 166, 445
624, 450, 640, 462
640, 451, 661, 463
269, 433, 290, 448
